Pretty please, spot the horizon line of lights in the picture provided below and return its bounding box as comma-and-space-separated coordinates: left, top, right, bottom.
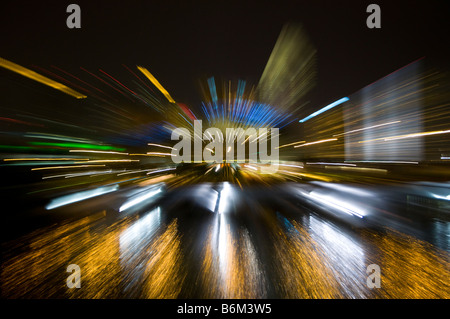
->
299, 97, 349, 123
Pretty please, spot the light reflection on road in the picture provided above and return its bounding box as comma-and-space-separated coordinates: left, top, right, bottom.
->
1, 183, 449, 299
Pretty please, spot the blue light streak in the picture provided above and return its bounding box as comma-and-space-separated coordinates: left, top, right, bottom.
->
299, 97, 349, 123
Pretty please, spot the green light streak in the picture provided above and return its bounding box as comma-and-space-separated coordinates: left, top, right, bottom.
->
28, 142, 126, 152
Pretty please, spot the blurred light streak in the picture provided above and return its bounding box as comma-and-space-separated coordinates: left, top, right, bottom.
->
50, 65, 108, 95
344, 160, 419, 164
31, 165, 105, 170
145, 152, 172, 156
294, 138, 337, 148
45, 185, 119, 210
272, 214, 339, 298
357, 130, 450, 143
306, 191, 366, 218
200, 78, 291, 128
31, 65, 92, 97
384, 129, 450, 141
76, 159, 139, 164
24, 133, 95, 144
279, 171, 333, 182
328, 166, 387, 174
129, 153, 167, 157
279, 163, 304, 169
19, 115, 96, 132
119, 187, 162, 212
431, 194, 450, 201
299, 97, 349, 123
142, 219, 185, 298
307, 215, 366, 296
69, 150, 129, 155
0, 57, 87, 99
177, 103, 197, 121
240, 135, 251, 145
118, 207, 162, 297
28, 141, 126, 151
0, 117, 45, 127
343, 59, 425, 162
98, 69, 138, 96
277, 140, 305, 149
27, 180, 96, 194
147, 143, 175, 150
70, 170, 118, 178
311, 182, 375, 197
3, 161, 84, 167
3, 158, 87, 161
257, 23, 316, 114
333, 121, 401, 137
217, 182, 232, 214
307, 162, 356, 166
122, 63, 155, 91
137, 66, 175, 103
137, 175, 173, 186
119, 207, 161, 253
80, 66, 131, 102
117, 169, 154, 176
146, 168, 175, 175
41, 169, 116, 179
177, 112, 194, 128
217, 211, 229, 279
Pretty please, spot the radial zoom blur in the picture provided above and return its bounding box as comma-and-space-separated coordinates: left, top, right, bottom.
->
1, 23, 450, 299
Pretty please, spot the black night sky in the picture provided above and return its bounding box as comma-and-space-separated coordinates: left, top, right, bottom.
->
2, 0, 449, 112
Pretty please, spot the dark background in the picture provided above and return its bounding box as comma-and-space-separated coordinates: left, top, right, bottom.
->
1, 0, 449, 112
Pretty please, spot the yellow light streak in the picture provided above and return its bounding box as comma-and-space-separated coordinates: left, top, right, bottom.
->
31, 165, 105, 171
75, 160, 139, 164
146, 152, 172, 156
3, 158, 89, 161
277, 140, 306, 149
241, 135, 251, 145
384, 129, 450, 141
294, 138, 337, 148
358, 129, 450, 143
129, 153, 171, 157
137, 66, 175, 103
0, 57, 87, 99
333, 121, 401, 137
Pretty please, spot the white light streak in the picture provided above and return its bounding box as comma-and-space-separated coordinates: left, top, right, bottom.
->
46, 185, 119, 210
119, 188, 162, 212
